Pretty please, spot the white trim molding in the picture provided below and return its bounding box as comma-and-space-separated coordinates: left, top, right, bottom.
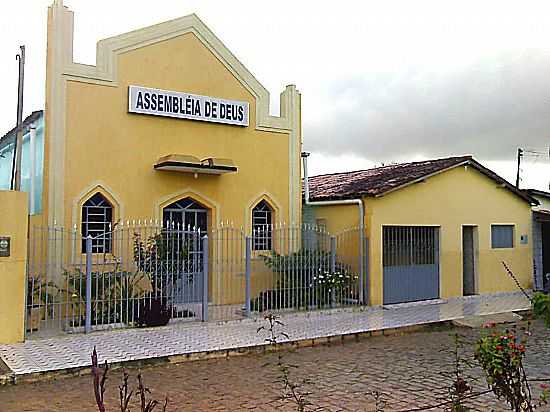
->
245, 192, 283, 234
71, 182, 124, 231
50, 1, 298, 133
154, 188, 221, 228
46, 1, 301, 229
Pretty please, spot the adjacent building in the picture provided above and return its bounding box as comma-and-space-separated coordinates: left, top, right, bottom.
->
526, 189, 550, 291
0, 110, 44, 215
304, 155, 537, 305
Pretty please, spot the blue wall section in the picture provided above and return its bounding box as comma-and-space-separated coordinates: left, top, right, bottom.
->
0, 114, 44, 215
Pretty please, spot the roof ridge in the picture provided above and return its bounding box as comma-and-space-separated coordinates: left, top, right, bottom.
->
306, 154, 535, 205
308, 154, 473, 179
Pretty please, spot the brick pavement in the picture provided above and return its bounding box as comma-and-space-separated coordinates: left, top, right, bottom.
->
0, 292, 531, 377
1, 320, 549, 411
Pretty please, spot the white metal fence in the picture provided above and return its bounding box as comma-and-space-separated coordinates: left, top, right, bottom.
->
25, 222, 367, 337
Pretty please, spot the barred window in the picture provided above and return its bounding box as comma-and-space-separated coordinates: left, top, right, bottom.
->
252, 200, 273, 251
81, 193, 113, 253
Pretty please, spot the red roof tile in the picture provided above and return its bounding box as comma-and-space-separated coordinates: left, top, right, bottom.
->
306, 155, 536, 205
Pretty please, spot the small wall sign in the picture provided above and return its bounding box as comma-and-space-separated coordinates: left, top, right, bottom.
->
0, 237, 10, 257
128, 85, 249, 127
520, 234, 528, 245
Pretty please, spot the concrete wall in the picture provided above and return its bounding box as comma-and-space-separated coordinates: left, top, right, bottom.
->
0, 191, 28, 343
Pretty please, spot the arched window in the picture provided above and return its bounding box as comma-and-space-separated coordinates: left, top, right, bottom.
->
162, 197, 208, 231
252, 200, 273, 250
81, 193, 113, 253
162, 197, 208, 269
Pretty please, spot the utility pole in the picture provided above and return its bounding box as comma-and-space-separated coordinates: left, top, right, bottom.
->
515, 147, 523, 188
10, 45, 25, 191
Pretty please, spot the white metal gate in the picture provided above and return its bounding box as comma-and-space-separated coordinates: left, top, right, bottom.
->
25, 222, 207, 337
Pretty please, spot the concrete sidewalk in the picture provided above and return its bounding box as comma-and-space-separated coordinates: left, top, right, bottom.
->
0, 292, 531, 381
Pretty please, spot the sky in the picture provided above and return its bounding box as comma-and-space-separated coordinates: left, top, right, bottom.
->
0, 0, 549, 190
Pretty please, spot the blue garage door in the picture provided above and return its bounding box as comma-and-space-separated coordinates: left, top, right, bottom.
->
383, 226, 440, 305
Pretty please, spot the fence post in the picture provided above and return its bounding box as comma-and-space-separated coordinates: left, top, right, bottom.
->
202, 235, 209, 322
330, 236, 336, 307
85, 235, 92, 334
245, 236, 252, 317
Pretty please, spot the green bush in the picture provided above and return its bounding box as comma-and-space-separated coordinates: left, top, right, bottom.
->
251, 249, 359, 311
532, 292, 550, 328
475, 324, 549, 411
64, 268, 152, 326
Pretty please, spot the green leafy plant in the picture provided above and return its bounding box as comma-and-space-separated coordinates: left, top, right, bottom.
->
446, 333, 474, 412
475, 323, 549, 411
27, 277, 60, 308
132, 230, 197, 326
253, 249, 358, 311
501, 262, 550, 329
532, 292, 550, 328
258, 313, 313, 412
63, 268, 152, 327
133, 231, 192, 293
26, 277, 62, 331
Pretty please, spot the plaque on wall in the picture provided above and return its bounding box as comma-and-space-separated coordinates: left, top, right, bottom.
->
0, 237, 10, 257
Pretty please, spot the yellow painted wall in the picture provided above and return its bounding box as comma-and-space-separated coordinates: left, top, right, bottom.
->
62, 33, 293, 232
365, 166, 533, 305
42, 9, 302, 309
311, 204, 362, 234
0, 191, 28, 343
305, 204, 366, 302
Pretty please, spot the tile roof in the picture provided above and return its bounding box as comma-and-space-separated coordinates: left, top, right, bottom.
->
526, 188, 550, 199
306, 155, 536, 204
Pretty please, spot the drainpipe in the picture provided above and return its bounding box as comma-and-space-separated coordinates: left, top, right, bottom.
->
301, 152, 368, 305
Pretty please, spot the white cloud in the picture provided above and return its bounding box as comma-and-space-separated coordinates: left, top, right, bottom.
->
0, 0, 548, 190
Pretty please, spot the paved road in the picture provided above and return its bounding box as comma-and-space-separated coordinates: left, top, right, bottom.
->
1, 321, 549, 411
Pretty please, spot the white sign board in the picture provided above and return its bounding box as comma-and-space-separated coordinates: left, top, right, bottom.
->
128, 85, 249, 127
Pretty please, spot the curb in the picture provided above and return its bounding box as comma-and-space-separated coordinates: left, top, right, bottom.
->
3, 320, 452, 386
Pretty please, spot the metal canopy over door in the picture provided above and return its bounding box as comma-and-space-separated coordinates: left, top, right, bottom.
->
162, 198, 208, 305
383, 226, 440, 305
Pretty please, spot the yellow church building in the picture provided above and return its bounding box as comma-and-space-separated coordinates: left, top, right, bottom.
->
0, 0, 540, 342
40, 1, 302, 236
